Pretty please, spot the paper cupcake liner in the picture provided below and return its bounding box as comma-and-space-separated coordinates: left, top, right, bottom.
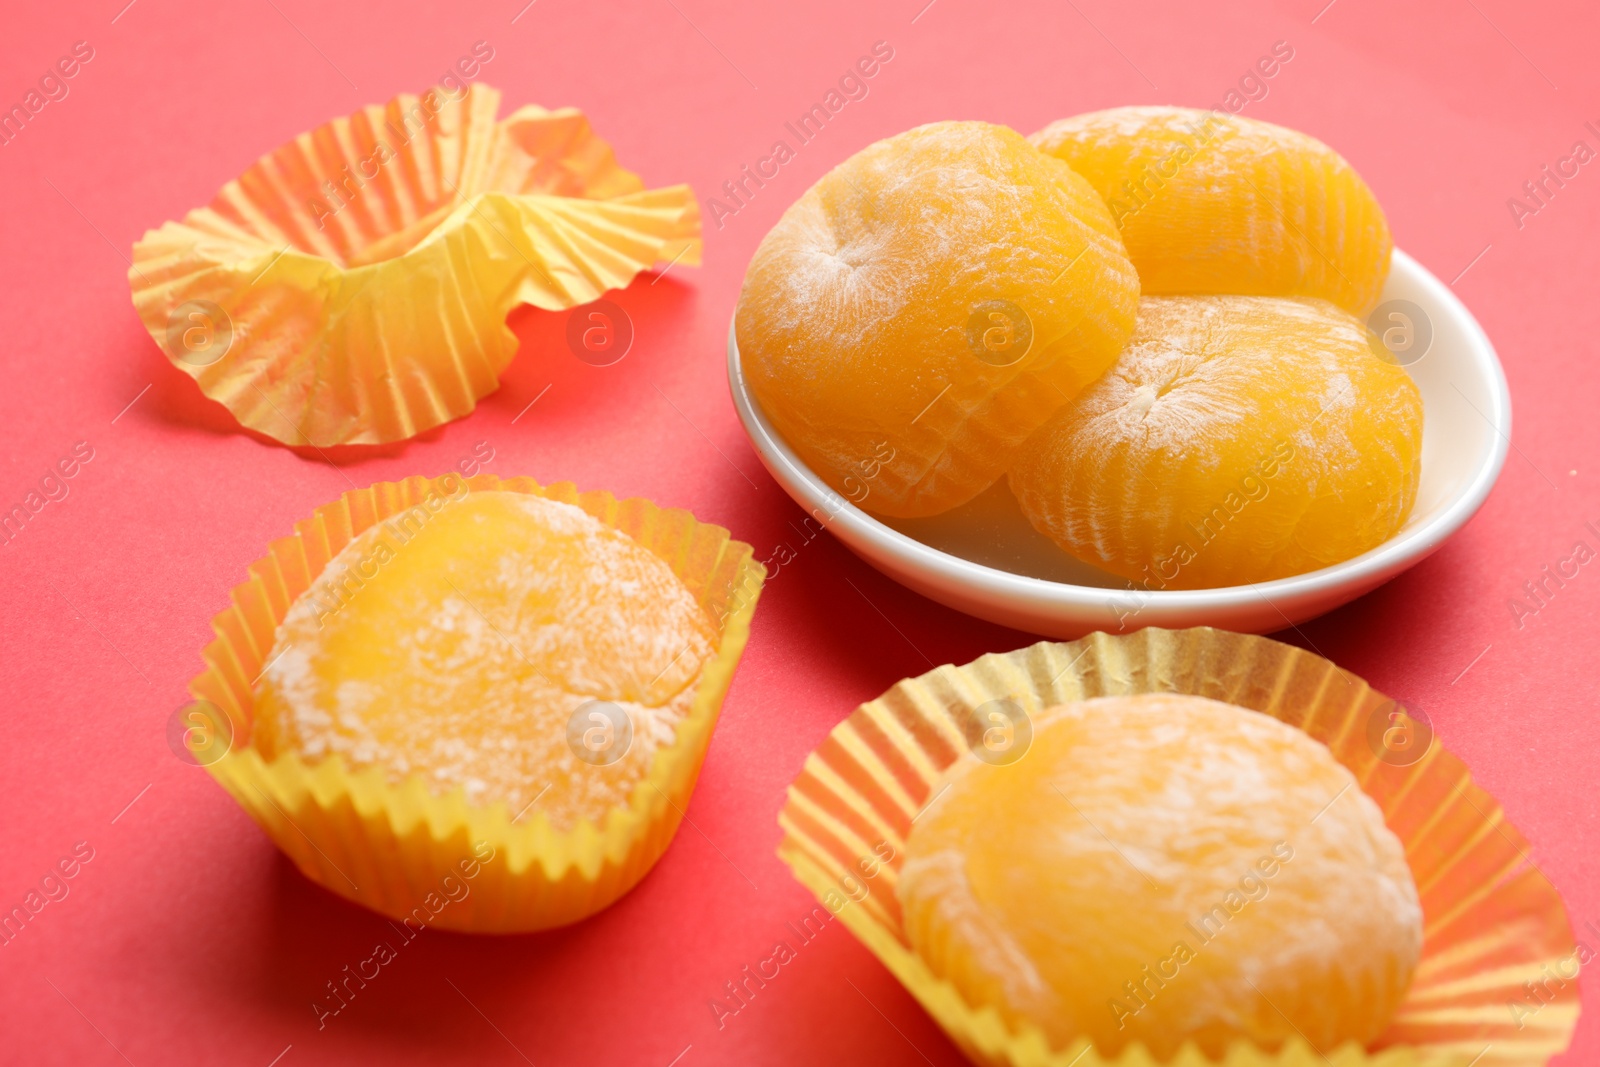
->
778, 628, 1579, 1066
189, 473, 763, 932
130, 85, 701, 447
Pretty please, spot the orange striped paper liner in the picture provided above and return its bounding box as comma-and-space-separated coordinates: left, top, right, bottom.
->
778, 628, 1579, 1066
189, 473, 762, 932
130, 85, 701, 447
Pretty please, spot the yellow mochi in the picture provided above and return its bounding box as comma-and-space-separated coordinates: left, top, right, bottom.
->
1008, 294, 1423, 588
736, 120, 1140, 518
253, 490, 716, 832
1032, 106, 1392, 316
898, 693, 1423, 1059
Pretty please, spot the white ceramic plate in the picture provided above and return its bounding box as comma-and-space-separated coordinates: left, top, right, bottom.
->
727, 250, 1511, 638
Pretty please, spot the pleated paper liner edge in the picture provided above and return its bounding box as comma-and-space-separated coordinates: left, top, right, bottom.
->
127, 83, 702, 447
189, 472, 763, 933
776, 628, 1579, 1067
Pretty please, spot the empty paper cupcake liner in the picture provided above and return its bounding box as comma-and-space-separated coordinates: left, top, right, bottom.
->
187, 473, 763, 932
778, 627, 1578, 1066
130, 84, 701, 447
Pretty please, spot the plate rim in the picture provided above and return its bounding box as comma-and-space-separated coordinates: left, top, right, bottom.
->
725, 249, 1512, 614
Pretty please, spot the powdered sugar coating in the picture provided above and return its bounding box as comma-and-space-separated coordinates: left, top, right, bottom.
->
1032, 106, 1392, 315
1009, 294, 1422, 588
253, 491, 716, 831
736, 120, 1140, 518
899, 693, 1423, 1058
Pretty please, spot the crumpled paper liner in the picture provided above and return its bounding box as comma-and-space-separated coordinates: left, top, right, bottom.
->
130, 85, 700, 447
189, 473, 762, 932
778, 628, 1579, 1066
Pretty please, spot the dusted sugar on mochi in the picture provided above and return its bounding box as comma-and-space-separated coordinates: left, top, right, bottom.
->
1008, 294, 1422, 588
253, 490, 716, 832
1033, 106, 1391, 315
736, 120, 1140, 518
898, 693, 1423, 1059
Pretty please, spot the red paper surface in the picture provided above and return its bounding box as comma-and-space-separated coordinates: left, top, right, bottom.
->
1, 1, 1596, 1064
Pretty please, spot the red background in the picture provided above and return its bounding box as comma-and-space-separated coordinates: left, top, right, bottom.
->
1, 0, 1596, 1064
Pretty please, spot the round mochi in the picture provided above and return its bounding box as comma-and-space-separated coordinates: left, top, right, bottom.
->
1008, 294, 1423, 589
253, 490, 716, 832
736, 120, 1139, 518
1032, 105, 1392, 316
898, 693, 1423, 1059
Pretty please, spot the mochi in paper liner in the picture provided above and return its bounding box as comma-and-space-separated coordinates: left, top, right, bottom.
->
185, 473, 762, 932
777, 627, 1579, 1067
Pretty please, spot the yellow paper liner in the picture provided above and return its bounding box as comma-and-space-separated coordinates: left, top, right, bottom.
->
130, 85, 701, 447
778, 628, 1579, 1067
190, 473, 763, 932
